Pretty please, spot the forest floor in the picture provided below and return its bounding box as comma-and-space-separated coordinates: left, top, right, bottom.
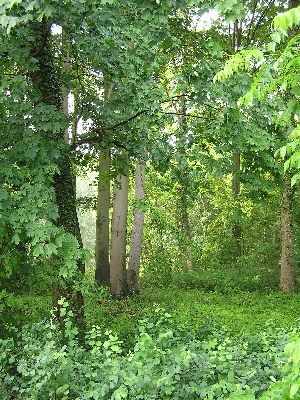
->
8, 283, 300, 341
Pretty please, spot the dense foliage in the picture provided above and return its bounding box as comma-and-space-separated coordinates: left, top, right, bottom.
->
1, 0, 300, 399
0, 307, 296, 400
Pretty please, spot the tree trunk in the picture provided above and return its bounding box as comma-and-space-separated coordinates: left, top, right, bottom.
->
232, 152, 242, 258
61, 29, 70, 143
110, 174, 129, 297
231, 20, 243, 260
95, 148, 111, 284
31, 20, 84, 323
279, 0, 297, 292
174, 99, 193, 269
280, 176, 295, 292
178, 183, 193, 269
127, 161, 146, 293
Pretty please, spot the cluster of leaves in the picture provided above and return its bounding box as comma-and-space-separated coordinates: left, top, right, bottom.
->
215, 5, 300, 183
0, 305, 294, 400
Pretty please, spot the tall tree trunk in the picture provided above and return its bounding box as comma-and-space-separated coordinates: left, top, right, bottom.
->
31, 20, 84, 323
279, 0, 297, 292
110, 174, 129, 297
61, 29, 70, 143
231, 21, 243, 260
232, 152, 242, 258
280, 179, 295, 292
95, 148, 111, 284
178, 183, 193, 269
94, 84, 113, 284
127, 161, 146, 293
174, 100, 193, 269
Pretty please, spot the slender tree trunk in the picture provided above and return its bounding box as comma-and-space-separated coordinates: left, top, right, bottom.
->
178, 183, 193, 269
61, 29, 70, 143
94, 84, 113, 284
31, 20, 84, 323
280, 177, 295, 292
110, 174, 129, 297
279, 0, 297, 292
174, 99, 193, 269
127, 161, 146, 292
95, 148, 111, 284
232, 152, 242, 258
231, 21, 243, 260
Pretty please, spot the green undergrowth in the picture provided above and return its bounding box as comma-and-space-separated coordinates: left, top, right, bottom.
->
1, 304, 300, 400
2, 284, 300, 342
85, 286, 300, 344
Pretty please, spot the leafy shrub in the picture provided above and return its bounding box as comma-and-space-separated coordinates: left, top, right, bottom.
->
0, 306, 293, 400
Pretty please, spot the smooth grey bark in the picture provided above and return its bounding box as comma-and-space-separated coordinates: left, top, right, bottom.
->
94, 84, 113, 284
127, 161, 146, 292
110, 174, 129, 297
95, 148, 111, 284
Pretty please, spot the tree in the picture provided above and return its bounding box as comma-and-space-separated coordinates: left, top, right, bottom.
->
95, 85, 113, 285
215, 1, 300, 290
128, 161, 146, 292
110, 172, 129, 298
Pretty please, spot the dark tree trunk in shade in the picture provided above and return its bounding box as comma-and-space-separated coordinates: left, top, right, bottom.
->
280, 177, 295, 292
31, 20, 84, 323
279, 0, 298, 292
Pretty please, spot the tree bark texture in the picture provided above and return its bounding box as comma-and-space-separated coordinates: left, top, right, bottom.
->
110, 174, 129, 297
127, 161, 146, 292
280, 177, 295, 292
31, 20, 84, 322
95, 148, 111, 284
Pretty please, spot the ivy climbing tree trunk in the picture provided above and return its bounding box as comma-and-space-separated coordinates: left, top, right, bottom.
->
110, 174, 129, 297
280, 176, 295, 292
31, 20, 84, 323
61, 28, 70, 143
127, 161, 146, 293
95, 147, 111, 284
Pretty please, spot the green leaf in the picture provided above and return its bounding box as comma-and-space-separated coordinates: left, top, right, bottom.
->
290, 383, 300, 398
280, 146, 287, 159
291, 174, 300, 187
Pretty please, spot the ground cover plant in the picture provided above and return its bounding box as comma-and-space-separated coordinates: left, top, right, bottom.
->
0, 306, 297, 400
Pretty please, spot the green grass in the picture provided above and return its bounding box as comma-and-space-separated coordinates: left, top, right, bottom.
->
84, 286, 300, 341
3, 281, 300, 341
